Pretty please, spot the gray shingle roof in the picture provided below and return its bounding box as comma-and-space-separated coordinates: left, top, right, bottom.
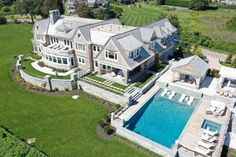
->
171, 55, 209, 77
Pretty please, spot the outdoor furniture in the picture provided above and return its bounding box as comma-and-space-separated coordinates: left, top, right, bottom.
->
215, 103, 226, 116
187, 96, 194, 105
111, 71, 116, 77
206, 106, 216, 115
198, 141, 216, 149
161, 89, 168, 97
202, 134, 218, 143
195, 147, 213, 156
179, 94, 186, 103
168, 91, 176, 99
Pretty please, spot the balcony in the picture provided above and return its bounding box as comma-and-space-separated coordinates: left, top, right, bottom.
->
41, 44, 74, 56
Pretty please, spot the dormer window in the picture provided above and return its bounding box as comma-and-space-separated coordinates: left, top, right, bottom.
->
130, 48, 141, 59
105, 50, 117, 60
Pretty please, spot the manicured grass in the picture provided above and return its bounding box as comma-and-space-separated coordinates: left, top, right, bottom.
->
21, 59, 71, 79
86, 73, 106, 82
135, 73, 155, 88
112, 82, 128, 90
0, 24, 157, 157
113, 3, 236, 53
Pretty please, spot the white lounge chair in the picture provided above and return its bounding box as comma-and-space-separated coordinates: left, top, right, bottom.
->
202, 134, 218, 143
168, 91, 176, 99
198, 141, 216, 149
161, 89, 168, 97
179, 94, 186, 103
187, 96, 194, 105
204, 129, 218, 137
195, 147, 213, 156
215, 103, 226, 116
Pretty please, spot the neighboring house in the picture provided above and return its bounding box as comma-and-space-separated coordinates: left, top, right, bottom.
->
170, 56, 209, 89
117, 0, 134, 4
77, 0, 109, 8
32, 10, 179, 84
65, 0, 78, 13
212, 0, 236, 5
218, 66, 236, 96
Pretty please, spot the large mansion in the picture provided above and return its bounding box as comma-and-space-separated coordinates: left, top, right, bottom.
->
32, 10, 179, 84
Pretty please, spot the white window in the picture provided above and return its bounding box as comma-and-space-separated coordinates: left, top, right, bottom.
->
62, 58, 68, 65
78, 57, 85, 64
76, 43, 85, 52
36, 35, 43, 41
64, 40, 73, 48
130, 48, 141, 59
105, 50, 117, 60
57, 57, 62, 64
93, 45, 101, 52
51, 37, 58, 44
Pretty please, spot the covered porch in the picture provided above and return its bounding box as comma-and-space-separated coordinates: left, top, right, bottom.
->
171, 72, 201, 89
170, 56, 209, 89
96, 63, 146, 84
218, 66, 236, 97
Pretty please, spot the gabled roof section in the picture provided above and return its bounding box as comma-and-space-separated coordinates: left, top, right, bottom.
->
220, 66, 236, 80
139, 27, 155, 43
35, 18, 50, 35
143, 18, 177, 38
171, 55, 209, 77
117, 35, 143, 52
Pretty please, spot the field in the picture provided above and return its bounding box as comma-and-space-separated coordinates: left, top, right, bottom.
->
0, 24, 157, 157
114, 3, 236, 53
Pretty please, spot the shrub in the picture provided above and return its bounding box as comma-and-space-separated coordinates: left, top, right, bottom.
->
103, 125, 114, 135
225, 53, 233, 64
2, 6, 10, 12
99, 120, 107, 128
211, 69, 220, 78
37, 61, 45, 67
0, 16, 7, 25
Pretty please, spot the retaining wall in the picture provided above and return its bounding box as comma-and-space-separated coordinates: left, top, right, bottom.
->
78, 80, 126, 106
19, 70, 46, 88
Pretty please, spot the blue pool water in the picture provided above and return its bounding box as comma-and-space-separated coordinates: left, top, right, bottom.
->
201, 120, 221, 133
125, 89, 198, 148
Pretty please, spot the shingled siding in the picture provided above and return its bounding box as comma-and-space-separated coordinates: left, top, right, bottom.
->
78, 80, 126, 105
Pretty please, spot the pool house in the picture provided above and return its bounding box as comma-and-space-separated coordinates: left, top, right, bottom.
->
170, 56, 209, 89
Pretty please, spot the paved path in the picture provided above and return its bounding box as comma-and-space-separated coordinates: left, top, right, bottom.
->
202, 48, 228, 70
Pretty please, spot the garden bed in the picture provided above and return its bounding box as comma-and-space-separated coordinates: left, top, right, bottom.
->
21, 59, 71, 79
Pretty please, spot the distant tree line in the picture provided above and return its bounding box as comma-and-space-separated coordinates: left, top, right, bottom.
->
156, 0, 215, 10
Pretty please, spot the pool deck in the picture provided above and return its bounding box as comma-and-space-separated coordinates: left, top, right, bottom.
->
120, 84, 161, 121
178, 99, 232, 157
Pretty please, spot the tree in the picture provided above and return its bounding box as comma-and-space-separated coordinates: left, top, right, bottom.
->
232, 57, 236, 68
167, 14, 180, 29
41, 0, 64, 17
225, 53, 233, 64
189, 0, 210, 10
0, 16, 7, 24
16, 0, 43, 23
192, 45, 204, 58
76, 4, 94, 18
0, 0, 3, 9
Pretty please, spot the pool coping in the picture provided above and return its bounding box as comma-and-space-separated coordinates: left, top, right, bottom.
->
113, 86, 204, 156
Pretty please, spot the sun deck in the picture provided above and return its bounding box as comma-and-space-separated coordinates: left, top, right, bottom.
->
178, 99, 232, 157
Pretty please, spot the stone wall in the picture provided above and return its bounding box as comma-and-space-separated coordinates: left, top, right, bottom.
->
50, 79, 73, 91
19, 70, 46, 88
78, 80, 126, 106
115, 126, 175, 157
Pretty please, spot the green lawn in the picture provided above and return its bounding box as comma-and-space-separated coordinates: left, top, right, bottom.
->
114, 3, 236, 53
0, 24, 157, 157
21, 59, 71, 79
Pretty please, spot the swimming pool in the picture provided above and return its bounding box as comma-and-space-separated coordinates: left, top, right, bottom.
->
125, 89, 199, 148
201, 120, 221, 133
